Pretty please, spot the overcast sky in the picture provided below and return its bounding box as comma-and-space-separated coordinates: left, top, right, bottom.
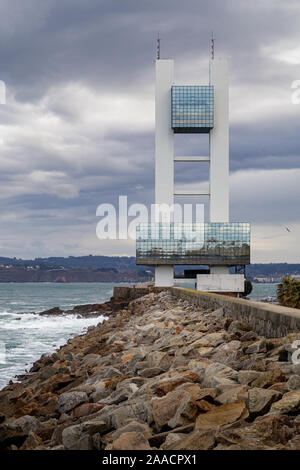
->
0, 0, 299, 262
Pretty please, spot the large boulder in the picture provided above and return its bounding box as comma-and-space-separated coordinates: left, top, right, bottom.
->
62, 425, 92, 450
73, 403, 105, 418
110, 400, 153, 429
251, 369, 285, 389
216, 385, 248, 405
269, 390, 300, 415
216, 414, 295, 449
111, 420, 152, 441
153, 371, 201, 396
247, 388, 281, 416
202, 363, 238, 388
57, 391, 88, 414
164, 430, 216, 450
0, 415, 41, 450
284, 375, 300, 392
108, 431, 151, 450
152, 384, 203, 431
195, 401, 249, 430
9, 415, 40, 434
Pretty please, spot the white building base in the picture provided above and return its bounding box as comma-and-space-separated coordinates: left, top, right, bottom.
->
197, 274, 244, 293
155, 266, 174, 287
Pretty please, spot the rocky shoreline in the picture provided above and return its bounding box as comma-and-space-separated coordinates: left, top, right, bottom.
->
1, 290, 300, 450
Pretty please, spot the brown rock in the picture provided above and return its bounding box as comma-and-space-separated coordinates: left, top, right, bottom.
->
267, 383, 287, 394
154, 371, 200, 396
285, 435, 300, 450
138, 367, 166, 378
251, 369, 285, 389
216, 385, 248, 405
216, 414, 295, 448
202, 363, 238, 388
164, 430, 216, 450
247, 388, 281, 415
109, 431, 151, 450
152, 386, 201, 430
269, 390, 300, 415
160, 432, 187, 449
19, 432, 43, 450
195, 401, 249, 430
196, 400, 216, 412
111, 421, 152, 441
237, 370, 261, 385
73, 403, 105, 418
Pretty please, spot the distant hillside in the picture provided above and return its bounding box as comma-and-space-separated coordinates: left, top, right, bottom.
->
245, 263, 300, 279
0, 255, 138, 271
0, 256, 298, 282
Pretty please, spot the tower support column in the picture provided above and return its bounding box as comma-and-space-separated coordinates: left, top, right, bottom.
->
209, 58, 229, 274
154, 59, 174, 287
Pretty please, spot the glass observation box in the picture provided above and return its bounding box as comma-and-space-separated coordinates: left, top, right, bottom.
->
136, 222, 250, 266
171, 86, 214, 133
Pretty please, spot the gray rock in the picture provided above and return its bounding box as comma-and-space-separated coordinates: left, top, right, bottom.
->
247, 388, 281, 415
103, 367, 122, 378
101, 387, 134, 405
246, 340, 267, 354
62, 425, 93, 450
160, 432, 186, 450
202, 362, 238, 388
9, 415, 40, 435
57, 391, 88, 414
110, 400, 153, 429
216, 385, 248, 405
285, 375, 300, 392
227, 321, 251, 335
39, 365, 58, 381
238, 370, 262, 385
80, 419, 109, 435
111, 420, 152, 440
109, 431, 151, 450
138, 367, 166, 378
61, 425, 81, 450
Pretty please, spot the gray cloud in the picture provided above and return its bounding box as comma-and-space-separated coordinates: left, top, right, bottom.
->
0, 0, 299, 260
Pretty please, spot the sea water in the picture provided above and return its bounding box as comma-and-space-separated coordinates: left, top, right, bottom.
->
0, 282, 130, 389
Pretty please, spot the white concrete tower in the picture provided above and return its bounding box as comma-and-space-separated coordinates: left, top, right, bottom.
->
154, 59, 174, 287
209, 58, 229, 276
136, 56, 250, 292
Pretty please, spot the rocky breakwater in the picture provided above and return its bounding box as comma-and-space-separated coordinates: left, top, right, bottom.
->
1, 290, 300, 450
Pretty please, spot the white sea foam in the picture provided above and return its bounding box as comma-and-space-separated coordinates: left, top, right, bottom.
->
0, 282, 119, 389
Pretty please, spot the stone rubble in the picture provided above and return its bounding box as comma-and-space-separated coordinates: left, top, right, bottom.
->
1, 290, 300, 450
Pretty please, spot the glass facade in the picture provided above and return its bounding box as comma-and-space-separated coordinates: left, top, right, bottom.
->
171, 86, 214, 133
136, 222, 250, 266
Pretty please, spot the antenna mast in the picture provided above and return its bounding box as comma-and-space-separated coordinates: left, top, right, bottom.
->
157, 33, 161, 60
211, 32, 214, 60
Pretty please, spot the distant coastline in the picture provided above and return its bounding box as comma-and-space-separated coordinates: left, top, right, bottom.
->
0, 267, 148, 283
0, 255, 299, 282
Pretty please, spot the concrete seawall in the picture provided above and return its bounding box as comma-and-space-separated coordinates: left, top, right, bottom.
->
170, 287, 300, 338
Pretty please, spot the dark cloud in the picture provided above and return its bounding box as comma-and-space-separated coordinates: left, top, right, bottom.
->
0, 0, 299, 260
